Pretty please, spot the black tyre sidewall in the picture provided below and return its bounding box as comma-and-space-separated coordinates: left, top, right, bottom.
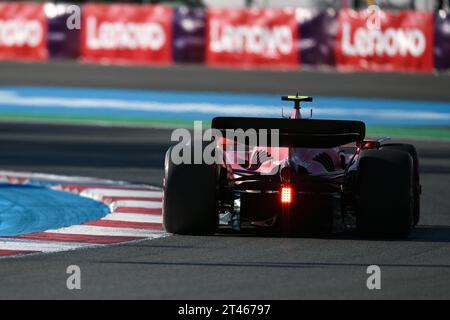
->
163, 144, 219, 235
381, 143, 420, 226
357, 149, 414, 238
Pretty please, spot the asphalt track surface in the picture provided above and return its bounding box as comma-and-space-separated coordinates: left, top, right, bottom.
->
1, 60, 450, 100
0, 62, 449, 299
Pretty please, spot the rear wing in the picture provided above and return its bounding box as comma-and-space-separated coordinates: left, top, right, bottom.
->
212, 117, 365, 148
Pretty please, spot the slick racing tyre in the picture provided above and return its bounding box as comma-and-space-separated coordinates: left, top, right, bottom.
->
356, 149, 414, 238
381, 143, 420, 226
163, 143, 219, 235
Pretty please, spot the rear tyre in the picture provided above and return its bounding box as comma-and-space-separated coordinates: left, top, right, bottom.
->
381, 143, 420, 226
163, 144, 219, 235
356, 149, 414, 238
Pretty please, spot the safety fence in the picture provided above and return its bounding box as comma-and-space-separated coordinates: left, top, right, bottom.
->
0, 2, 449, 72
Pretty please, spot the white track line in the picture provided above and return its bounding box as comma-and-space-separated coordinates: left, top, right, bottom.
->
1, 91, 450, 120
80, 188, 162, 199
44, 225, 164, 238
109, 200, 162, 211
0, 239, 91, 252
101, 213, 162, 223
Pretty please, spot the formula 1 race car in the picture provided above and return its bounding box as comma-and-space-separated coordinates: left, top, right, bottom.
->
163, 95, 421, 238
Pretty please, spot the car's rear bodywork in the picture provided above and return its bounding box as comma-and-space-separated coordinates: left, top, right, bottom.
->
163, 95, 420, 237
211, 98, 369, 234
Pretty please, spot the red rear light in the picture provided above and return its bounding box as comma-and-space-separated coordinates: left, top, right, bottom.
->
281, 187, 292, 204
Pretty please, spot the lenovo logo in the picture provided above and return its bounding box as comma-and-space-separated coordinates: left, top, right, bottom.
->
341, 22, 426, 58
86, 16, 166, 50
0, 19, 43, 47
209, 20, 294, 56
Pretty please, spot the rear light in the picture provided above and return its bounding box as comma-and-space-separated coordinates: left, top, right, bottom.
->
281, 187, 292, 204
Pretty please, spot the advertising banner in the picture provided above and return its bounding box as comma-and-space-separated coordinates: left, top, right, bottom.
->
81, 4, 173, 64
297, 9, 337, 66
434, 11, 450, 70
336, 9, 434, 72
206, 8, 299, 68
0, 3, 48, 60
173, 7, 206, 63
47, 4, 81, 59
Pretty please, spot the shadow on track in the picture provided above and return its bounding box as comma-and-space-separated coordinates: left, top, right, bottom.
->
214, 225, 450, 243
409, 225, 450, 243
98, 226, 450, 271
100, 260, 450, 269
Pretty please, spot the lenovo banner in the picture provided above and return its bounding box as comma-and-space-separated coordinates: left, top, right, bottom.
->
206, 8, 299, 68
81, 4, 173, 64
336, 10, 433, 72
0, 3, 48, 61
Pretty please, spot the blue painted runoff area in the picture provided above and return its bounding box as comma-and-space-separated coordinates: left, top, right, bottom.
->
0, 184, 109, 236
0, 86, 449, 126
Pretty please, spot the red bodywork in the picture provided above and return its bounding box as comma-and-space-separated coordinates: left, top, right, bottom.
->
213, 98, 377, 231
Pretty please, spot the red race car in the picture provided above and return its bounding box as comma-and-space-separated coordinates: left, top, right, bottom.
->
163, 95, 420, 238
